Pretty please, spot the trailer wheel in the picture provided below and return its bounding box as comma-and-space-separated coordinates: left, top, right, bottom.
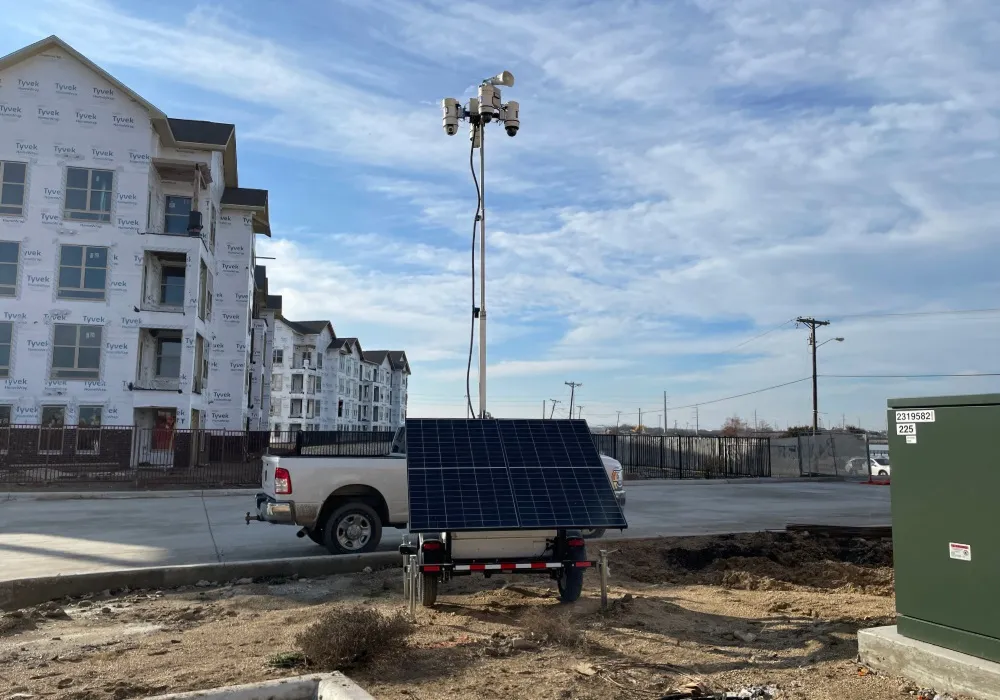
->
421, 573, 439, 607
580, 528, 606, 540
558, 546, 586, 603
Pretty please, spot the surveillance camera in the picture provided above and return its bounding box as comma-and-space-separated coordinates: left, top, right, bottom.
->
487, 70, 515, 88
502, 100, 519, 137
478, 84, 499, 123
441, 97, 460, 136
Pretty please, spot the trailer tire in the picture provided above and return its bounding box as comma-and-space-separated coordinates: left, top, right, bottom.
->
421, 573, 438, 607
558, 546, 586, 604
321, 502, 382, 555
581, 528, 606, 540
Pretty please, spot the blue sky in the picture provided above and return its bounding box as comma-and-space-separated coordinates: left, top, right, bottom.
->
4, 0, 1000, 429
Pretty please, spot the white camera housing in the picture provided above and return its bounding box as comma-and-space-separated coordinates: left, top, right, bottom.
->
478, 84, 500, 123
441, 97, 460, 136
502, 101, 519, 137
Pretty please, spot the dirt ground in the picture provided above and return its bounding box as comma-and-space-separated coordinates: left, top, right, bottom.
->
0, 532, 964, 700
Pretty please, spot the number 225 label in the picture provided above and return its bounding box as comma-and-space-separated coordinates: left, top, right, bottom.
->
897, 423, 916, 435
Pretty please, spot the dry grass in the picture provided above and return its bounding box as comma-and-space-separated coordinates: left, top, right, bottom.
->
296, 606, 412, 671
518, 607, 586, 649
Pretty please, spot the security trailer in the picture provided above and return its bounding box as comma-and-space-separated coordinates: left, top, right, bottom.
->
400, 418, 628, 608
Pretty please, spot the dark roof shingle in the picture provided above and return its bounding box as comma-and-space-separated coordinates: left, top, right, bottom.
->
363, 350, 390, 365
265, 295, 282, 312
167, 118, 234, 146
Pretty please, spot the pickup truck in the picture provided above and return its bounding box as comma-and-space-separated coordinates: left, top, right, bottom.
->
251, 426, 627, 555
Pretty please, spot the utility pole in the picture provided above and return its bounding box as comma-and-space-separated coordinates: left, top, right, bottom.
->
663, 391, 668, 435
754, 409, 758, 434
796, 317, 831, 432
577, 406, 584, 419
565, 381, 582, 420
695, 407, 699, 435
542, 400, 546, 419
548, 399, 561, 419
615, 410, 621, 433
638, 408, 642, 433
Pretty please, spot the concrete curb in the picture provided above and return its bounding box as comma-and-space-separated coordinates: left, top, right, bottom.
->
625, 476, 850, 485
2, 489, 258, 501
145, 673, 374, 700
0, 551, 400, 611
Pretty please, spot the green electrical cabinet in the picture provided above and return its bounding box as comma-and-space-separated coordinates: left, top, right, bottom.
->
888, 393, 1000, 663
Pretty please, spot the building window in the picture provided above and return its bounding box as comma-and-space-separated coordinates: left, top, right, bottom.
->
291, 374, 303, 394
273, 349, 284, 365
317, 353, 323, 369
290, 423, 302, 434
77, 405, 102, 453
51, 324, 101, 379
198, 261, 210, 321
65, 167, 113, 222
315, 400, 321, 417
338, 399, 344, 418
0, 241, 18, 297
39, 405, 65, 453
164, 196, 192, 234
272, 373, 282, 392
290, 399, 303, 418
0, 161, 27, 216
208, 202, 216, 251
160, 266, 185, 306
156, 333, 182, 378
194, 334, 207, 394
373, 406, 379, 422
58, 245, 108, 300
0, 322, 10, 378
306, 400, 314, 418
316, 376, 322, 392
374, 387, 379, 402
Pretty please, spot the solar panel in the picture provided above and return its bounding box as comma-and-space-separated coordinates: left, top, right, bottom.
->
499, 420, 628, 530
406, 419, 518, 532
405, 418, 627, 533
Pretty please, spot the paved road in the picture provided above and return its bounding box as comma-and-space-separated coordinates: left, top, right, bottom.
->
0, 481, 890, 582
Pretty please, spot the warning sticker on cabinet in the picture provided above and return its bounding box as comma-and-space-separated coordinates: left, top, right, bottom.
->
905, 434, 917, 444
949, 543, 971, 561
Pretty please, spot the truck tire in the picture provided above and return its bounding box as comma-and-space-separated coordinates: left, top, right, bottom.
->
558, 546, 587, 604
581, 528, 606, 540
321, 502, 382, 555
421, 573, 438, 607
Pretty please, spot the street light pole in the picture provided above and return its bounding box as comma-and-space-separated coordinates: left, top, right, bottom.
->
797, 317, 844, 432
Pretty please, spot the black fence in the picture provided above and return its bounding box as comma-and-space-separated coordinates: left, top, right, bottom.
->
0, 425, 399, 490
592, 433, 771, 479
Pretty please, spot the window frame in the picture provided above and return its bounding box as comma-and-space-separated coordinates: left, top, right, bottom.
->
57, 244, 109, 301
274, 348, 284, 365
291, 374, 304, 394
50, 323, 102, 380
64, 167, 114, 222
155, 333, 183, 379
290, 398, 303, 418
159, 264, 186, 307
272, 373, 283, 392
76, 404, 103, 454
0, 160, 27, 217
164, 195, 193, 235
0, 240, 20, 298
39, 405, 66, 454
0, 321, 11, 379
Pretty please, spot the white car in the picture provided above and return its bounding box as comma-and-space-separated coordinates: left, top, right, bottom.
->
249, 426, 627, 554
844, 456, 890, 477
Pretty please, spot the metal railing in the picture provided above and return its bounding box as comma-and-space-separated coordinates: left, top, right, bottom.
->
591, 433, 771, 479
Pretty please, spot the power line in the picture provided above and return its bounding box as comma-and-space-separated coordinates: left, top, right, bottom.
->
830, 307, 1000, 320
724, 318, 796, 352
823, 372, 1000, 378
667, 377, 812, 411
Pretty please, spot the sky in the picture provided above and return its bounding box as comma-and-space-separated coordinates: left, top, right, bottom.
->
3, 0, 999, 430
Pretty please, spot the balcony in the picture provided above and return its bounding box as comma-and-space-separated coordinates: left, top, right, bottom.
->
131, 328, 184, 393
140, 251, 188, 313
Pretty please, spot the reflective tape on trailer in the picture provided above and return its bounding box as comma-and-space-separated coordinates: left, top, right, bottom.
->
418, 561, 595, 572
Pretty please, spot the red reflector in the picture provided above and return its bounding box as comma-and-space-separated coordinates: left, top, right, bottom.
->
423, 565, 440, 573
500, 562, 516, 570
470, 564, 486, 571
574, 561, 592, 568
421, 541, 442, 550
567, 538, 585, 547
530, 562, 547, 569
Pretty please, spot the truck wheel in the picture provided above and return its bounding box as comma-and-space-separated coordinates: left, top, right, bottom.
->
558, 546, 587, 604
421, 573, 438, 607
321, 502, 382, 555
581, 528, 606, 540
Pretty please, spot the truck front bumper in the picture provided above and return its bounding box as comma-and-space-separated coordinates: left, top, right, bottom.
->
255, 492, 295, 525
615, 489, 626, 507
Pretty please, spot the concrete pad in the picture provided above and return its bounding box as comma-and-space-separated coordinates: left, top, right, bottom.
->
0, 551, 400, 610
859, 625, 1000, 700
145, 673, 373, 700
